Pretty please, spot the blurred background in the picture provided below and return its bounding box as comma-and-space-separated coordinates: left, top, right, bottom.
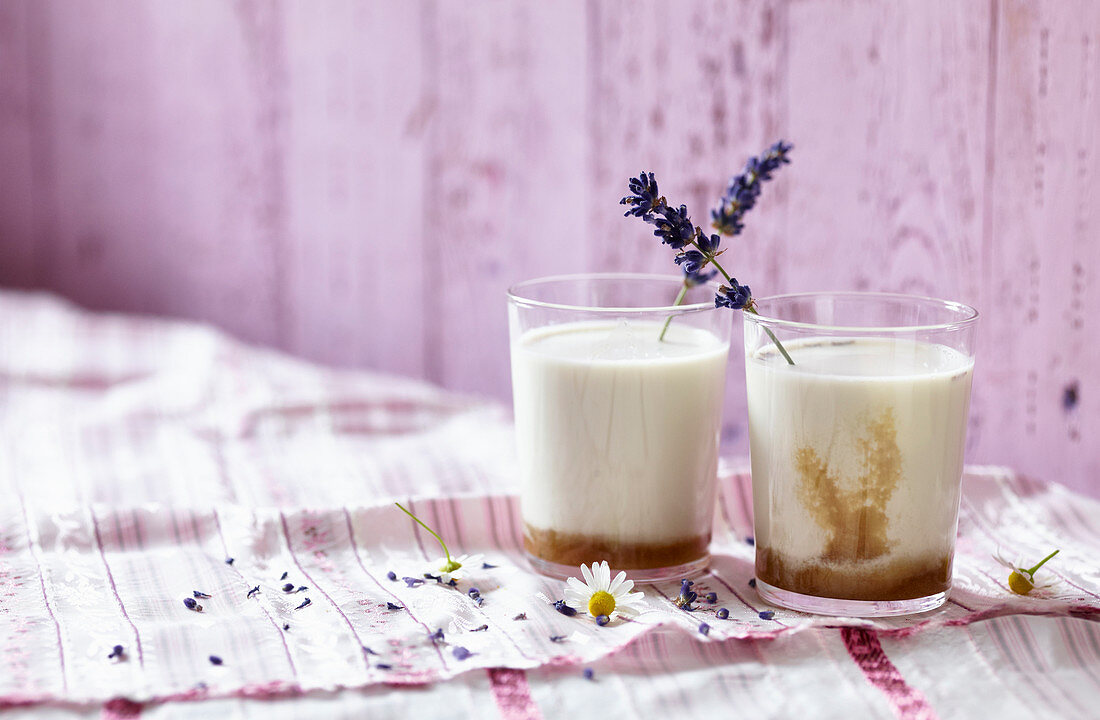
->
0, 1, 1096, 494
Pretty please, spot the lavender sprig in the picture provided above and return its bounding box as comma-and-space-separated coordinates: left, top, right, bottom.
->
710, 141, 791, 235
619, 141, 795, 364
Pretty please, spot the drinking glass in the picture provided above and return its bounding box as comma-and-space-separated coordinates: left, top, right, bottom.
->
744, 292, 978, 616
508, 273, 732, 581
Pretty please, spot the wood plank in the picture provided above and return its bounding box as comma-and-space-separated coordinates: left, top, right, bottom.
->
0, 0, 37, 287
785, 0, 994, 472
426, 1, 588, 398
281, 0, 427, 374
983, 0, 1100, 495
785, 0, 989, 302
585, 0, 790, 455
22, 0, 286, 345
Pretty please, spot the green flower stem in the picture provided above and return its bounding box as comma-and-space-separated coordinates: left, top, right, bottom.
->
1026, 549, 1060, 576
395, 502, 452, 565
658, 282, 689, 342
682, 237, 796, 366
745, 306, 796, 366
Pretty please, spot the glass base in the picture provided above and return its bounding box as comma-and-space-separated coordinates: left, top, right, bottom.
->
526, 552, 710, 583
756, 578, 947, 617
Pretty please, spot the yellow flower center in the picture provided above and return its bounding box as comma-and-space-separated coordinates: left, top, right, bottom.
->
588, 590, 616, 617
441, 559, 462, 574
1009, 570, 1034, 595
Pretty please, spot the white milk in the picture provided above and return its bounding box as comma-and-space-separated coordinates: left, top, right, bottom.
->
746, 337, 973, 597
511, 320, 729, 545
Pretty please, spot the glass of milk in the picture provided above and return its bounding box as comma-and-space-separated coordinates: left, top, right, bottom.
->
508, 274, 732, 581
744, 292, 978, 616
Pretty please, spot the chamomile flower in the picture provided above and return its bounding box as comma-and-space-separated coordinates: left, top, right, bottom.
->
395, 502, 477, 583
564, 561, 645, 623
434, 553, 483, 584
994, 548, 1060, 595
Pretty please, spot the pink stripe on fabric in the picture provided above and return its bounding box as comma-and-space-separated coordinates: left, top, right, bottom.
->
446, 497, 537, 663
101, 698, 143, 719
90, 510, 145, 667
208, 509, 300, 679
841, 628, 939, 720
404, 498, 432, 560
17, 495, 68, 692
487, 668, 543, 720
340, 508, 450, 672
276, 512, 371, 673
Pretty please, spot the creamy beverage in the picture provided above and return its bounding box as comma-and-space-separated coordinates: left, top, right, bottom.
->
747, 337, 973, 601
511, 320, 729, 572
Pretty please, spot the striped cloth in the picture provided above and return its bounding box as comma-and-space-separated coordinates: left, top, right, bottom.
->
2, 290, 1099, 719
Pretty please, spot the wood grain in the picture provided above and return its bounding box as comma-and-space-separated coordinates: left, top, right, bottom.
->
983, 0, 1100, 488
0, 0, 1097, 494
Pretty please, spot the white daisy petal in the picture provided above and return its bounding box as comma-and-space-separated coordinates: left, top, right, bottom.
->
608, 571, 626, 595
581, 563, 594, 587
564, 588, 587, 608
597, 562, 611, 590
566, 576, 587, 592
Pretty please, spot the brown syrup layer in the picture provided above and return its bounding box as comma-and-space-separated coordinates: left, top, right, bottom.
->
795, 407, 901, 563
525, 525, 709, 569
757, 546, 952, 601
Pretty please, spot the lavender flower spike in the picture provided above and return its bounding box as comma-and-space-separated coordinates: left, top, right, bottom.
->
710, 140, 792, 236
715, 281, 753, 311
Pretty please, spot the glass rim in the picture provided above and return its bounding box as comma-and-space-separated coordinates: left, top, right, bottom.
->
507, 272, 721, 314
746, 291, 980, 333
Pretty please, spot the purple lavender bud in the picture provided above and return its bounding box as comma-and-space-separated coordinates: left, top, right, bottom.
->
715, 281, 753, 310
595, 614, 610, 627
452, 646, 473, 661
583, 667, 595, 681
716, 608, 730, 620
209, 655, 223, 666
705, 592, 718, 604
759, 610, 775, 621
553, 600, 577, 617
699, 622, 711, 636
386, 571, 397, 581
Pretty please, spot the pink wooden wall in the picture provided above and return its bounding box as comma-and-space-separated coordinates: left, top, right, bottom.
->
1, 1, 1097, 495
